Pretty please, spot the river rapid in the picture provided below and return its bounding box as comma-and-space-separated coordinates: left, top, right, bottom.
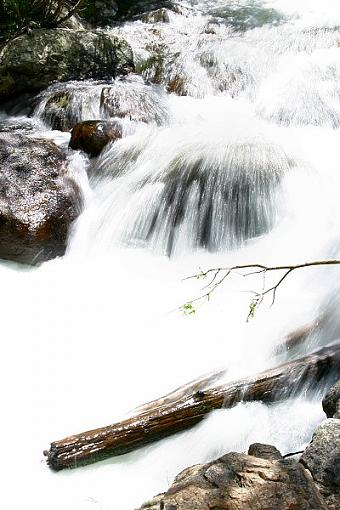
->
1, 1, 340, 509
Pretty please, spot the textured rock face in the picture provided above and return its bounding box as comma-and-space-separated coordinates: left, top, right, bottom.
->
322, 381, 340, 418
0, 133, 82, 264
138, 449, 328, 510
0, 29, 134, 102
69, 120, 122, 157
300, 419, 340, 510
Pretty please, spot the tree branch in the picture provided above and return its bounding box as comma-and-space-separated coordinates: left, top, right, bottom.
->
181, 260, 340, 316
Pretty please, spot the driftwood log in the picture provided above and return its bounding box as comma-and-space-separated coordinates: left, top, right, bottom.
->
45, 343, 340, 471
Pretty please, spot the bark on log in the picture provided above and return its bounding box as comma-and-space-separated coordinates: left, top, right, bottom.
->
45, 343, 340, 471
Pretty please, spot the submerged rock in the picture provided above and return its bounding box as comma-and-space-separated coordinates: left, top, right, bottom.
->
0, 133, 82, 264
322, 380, 340, 418
100, 76, 169, 124
0, 29, 134, 102
300, 419, 340, 510
40, 90, 74, 132
138, 447, 327, 510
69, 120, 122, 157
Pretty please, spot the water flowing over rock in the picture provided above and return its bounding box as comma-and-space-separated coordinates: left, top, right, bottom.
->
300, 419, 340, 510
33, 75, 168, 131
93, 137, 291, 254
138, 447, 328, 510
0, 29, 134, 102
0, 133, 82, 264
100, 75, 169, 124
69, 120, 122, 157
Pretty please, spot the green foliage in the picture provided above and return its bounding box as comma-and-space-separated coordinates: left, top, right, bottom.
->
0, 0, 87, 40
180, 302, 196, 316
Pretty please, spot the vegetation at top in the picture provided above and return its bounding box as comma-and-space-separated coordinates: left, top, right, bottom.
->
0, 1, 91, 41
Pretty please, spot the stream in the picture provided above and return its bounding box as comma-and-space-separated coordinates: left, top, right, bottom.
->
1, 1, 340, 509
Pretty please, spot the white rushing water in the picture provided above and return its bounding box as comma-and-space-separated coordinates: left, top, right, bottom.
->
2, 1, 340, 509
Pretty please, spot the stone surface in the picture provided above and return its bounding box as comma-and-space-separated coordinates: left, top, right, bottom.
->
248, 443, 283, 461
300, 419, 340, 510
0, 133, 82, 264
142, 8, 171, 23
69, 120, 122, 157
138, 448, 328, 510
322, 380, 340, 418
41, 90, 74, 132
0, 29, 134, 102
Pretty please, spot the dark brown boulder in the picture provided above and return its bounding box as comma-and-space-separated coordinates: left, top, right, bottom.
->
69, 120, 122, 157
138, 448, 328, 510
0, 133, 82, 264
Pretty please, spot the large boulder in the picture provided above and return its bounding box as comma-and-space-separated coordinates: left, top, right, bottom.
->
322, 381, 340, 418
300, 419, 340, 510
138, 447, 327, 510
0, 29, 134, 102
69, 120, 122, 157
0, 133, 82, 264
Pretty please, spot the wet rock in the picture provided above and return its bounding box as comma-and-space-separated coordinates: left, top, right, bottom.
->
300, 419, 340, 510
166, 75, 187, 96
0, 133, 82, 264
248, 443, 283, 461
69, 120, 122, 157
100, 76, 169, 124
138, 449, 328, 510
322, 380, 340, 418
142, 8, 171, 23
41, 91, 74, 132
0, 29, 134, 102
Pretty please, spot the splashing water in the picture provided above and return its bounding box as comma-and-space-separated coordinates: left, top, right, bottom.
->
1, 1, 340, 509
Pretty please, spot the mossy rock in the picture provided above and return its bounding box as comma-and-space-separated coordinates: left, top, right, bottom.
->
0, 29, 134, 102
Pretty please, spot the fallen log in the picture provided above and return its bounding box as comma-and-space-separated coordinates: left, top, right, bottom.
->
132, 367, 227, 414
45, 343, 340, 471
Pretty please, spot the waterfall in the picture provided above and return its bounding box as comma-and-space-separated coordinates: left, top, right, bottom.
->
1, 1, 340, 509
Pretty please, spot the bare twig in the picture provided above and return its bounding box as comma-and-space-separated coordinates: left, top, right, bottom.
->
181, 260, 340, 316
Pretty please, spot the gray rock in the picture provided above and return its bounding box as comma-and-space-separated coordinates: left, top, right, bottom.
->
322, 380, 340, 418
0, 29, 134, 102
248, 443, 283, 461
300, 419, 340, 510
142, 8, 171, 23
138, 448, 328, 510
0, 133, 82, 264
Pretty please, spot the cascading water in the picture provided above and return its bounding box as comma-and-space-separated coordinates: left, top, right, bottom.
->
1, 1, 340, 509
